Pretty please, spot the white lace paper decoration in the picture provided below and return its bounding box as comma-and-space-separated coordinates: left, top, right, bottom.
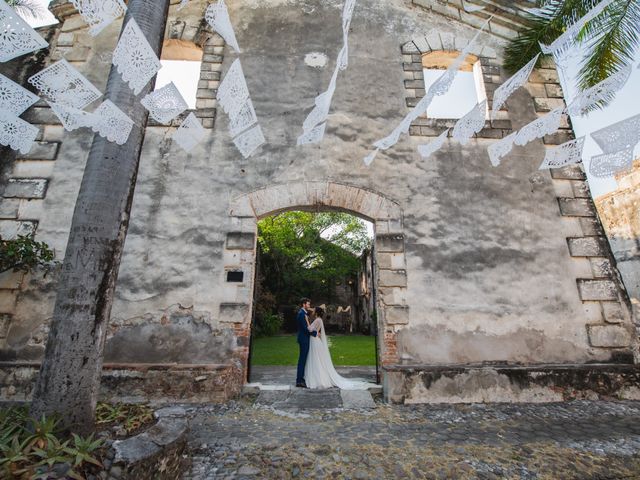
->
28, 59, 102, 109
539, 137, 585, 170
590, 113, 640, 154
0, 110, 38, 154
217, 59, 250, 116
589, 148, 634, 178
140, 82, 188, 124
177, 0, 189, 11
539, 0, 615, 54
205, 0, 240, 53
0, 73, 39, 115
418, 129, 449, 159
173, 112, 205, 152
48, 101, 95, 132
228, 99, 258, 137
112, 18, 161, 95
491, 54, 539, 120
298, 0, 357, 145
91, 100, 133, 145
487, 131, 517, 167
297, 122, 327, 146
452, 101, 486, 145
366, 17, 491, 164
566, 65, 632, 117
70, 0, 127, 37
514, 107, 564, 146
233, 124, 265, 158
0, 0, 49, 62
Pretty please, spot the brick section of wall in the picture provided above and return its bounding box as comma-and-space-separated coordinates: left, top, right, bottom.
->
551, 164, 636, 353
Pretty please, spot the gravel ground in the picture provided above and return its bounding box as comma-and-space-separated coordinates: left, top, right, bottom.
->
181, 394, 640, 480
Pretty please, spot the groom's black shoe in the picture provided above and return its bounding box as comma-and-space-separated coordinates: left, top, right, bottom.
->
296, 381, 308, 388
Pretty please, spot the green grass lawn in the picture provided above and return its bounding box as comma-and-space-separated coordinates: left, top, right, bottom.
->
250, 334, 376, 366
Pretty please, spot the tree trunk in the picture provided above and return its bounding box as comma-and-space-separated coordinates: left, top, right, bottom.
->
30, 0, 170, 434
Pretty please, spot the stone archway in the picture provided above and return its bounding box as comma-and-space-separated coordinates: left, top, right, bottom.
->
222, 181, 409, 393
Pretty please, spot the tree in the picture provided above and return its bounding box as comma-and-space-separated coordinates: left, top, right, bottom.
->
6, 0, 45, 20
504, 0, 639, 94
257, 212, 371, 309
30, 0, 171, 434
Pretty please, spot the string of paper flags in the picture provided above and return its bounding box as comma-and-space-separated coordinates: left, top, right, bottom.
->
0, 0, 638, 179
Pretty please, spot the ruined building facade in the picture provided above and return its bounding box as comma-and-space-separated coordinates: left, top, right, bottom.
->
1, 0, 639, 403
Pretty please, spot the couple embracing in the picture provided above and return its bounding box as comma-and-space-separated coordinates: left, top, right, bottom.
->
295, 298, 373, 390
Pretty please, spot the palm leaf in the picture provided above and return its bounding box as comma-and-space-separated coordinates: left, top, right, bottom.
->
5, 0, 46, 20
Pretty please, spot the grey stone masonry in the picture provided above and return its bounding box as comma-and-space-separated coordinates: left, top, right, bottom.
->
3, 179, 48, 199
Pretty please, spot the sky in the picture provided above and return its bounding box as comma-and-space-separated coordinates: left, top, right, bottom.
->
23, 0, 640, 197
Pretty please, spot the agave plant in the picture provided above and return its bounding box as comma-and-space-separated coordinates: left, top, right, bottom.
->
504, 0, 639, 100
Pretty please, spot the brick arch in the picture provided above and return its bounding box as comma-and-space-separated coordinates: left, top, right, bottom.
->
223, 181, 410, 394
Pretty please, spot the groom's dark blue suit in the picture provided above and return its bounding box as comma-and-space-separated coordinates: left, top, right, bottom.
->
296, 308, 316, 385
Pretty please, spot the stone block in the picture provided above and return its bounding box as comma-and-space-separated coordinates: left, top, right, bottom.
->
412, 36, 430, 54
550, 164, 586, 180
401, 41, 420, 54
0, 200, 19, 219
378, 270, 407, 288
219, 303, 250, 324
57, 32, 75, 47
425, 32, 442, 52
545, 83, 564, 98
439, 32, 455, 51
195, 98, 217, 109
377, 252, 406, 270
571, 180, 590, 198
404, 80, 424, 89
0, 290, 17, 314
602, 302, 626, 324
196, 88, 215, 99
587, 324, 632, 348
378, 286, 407, 306
543, 131, 573, 145
3, 179, 48, 199
22, 108, 59, 125
12, 161, 56, 178
529, 69, 560, 84
43, 125, 65, 142
403, 62, 422, 72
0, 220, 37, 239
0, 271, 24, 290
60, 14, 88, 32
590, 257, 613, 278
577, 279, 618, 301
226, 232, 255, 250
0, 313, 10, 337
534, 97, 565, 113
376, 234, 405, 253
200, 71, 220, 81
525, 83, 546, 98
385, 306, 409, 325
567, 237, 608, 257
558, 198, 595, 217
480, 46, 497, 59
580, 217, 604, 236
65, 46, 90, 62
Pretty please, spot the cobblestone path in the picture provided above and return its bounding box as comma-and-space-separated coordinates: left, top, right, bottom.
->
183, 393, 640, 480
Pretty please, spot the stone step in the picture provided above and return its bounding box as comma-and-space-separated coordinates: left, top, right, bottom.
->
248, 387, 378, 410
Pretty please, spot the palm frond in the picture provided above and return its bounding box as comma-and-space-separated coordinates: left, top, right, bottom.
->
6, 0, 46, 20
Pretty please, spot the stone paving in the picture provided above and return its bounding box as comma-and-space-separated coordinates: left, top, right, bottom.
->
183, 393, 640, 480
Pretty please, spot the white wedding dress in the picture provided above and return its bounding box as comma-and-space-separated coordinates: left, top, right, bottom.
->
304, 317, 375, 390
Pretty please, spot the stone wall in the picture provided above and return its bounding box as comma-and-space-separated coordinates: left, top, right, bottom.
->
0, 0, 637, 403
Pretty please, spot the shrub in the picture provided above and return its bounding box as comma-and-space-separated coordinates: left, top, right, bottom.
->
256, 313, 283, 337
0, 235, 57, 275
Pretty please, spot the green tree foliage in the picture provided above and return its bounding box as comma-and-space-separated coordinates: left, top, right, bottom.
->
504, 0, 639, 95
0, 235, 56, 275
257, 211, 371, 309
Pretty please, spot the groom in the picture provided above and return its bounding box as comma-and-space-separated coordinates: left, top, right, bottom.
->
296, 297, 317, 388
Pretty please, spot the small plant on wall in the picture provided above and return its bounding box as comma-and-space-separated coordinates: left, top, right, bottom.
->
0, 234, 57, 275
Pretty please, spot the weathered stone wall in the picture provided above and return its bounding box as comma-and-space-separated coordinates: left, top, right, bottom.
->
0, 0, 637, 403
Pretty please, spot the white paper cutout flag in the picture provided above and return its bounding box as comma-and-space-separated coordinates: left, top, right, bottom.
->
0, 110, 38, 154
418, 129, 449, 159
228, 99, 258, 138
297, 122, 327, 146
514, 106, 565, 146
491, 54, 539, 120
452, 100, 486, 145
173, 112, 206, 152
205, 0, 240, 53
91, 100, 134, 145
112, 18, 162, 95
539, 137, 585, 170
28, 59, 102, 109
363, 149, 379, 166
0, 73, 39, 115
140, 82, 188, 124
0, 0, 49, 62
539, 0, 615, 54
589, 148, 634, 178
48, 101, 96, 132
567, 65, 632, 117
233, 124, 265, 158
217, 59, 250, 116
590, 113, 640, 154
70, 0, 127, 37
487, 131, 517, 167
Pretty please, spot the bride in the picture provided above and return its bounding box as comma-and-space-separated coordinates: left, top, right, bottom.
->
304, 306, 375, 390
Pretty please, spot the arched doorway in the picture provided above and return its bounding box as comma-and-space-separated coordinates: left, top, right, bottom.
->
223, 181, 409, 396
